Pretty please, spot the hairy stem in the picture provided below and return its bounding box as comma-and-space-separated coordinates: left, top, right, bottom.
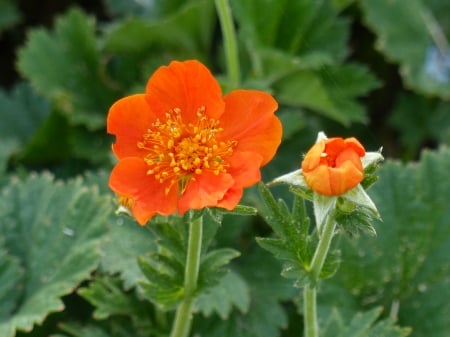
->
169, 215, 203, 337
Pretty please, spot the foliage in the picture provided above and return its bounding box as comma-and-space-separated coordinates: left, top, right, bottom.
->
0, 0, 449, 336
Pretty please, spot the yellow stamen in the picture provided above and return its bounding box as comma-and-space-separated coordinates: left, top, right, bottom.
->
137, 107, 236, 195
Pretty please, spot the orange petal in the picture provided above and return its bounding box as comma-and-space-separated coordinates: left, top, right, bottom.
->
303, 165, 333, 196
217, 187, 244, 211
109, 157, 178, 224
302, 140, 326, 172
328, 161, 363, 195
226, 151, 263, 188
145, 60, 225, 123
107, 94, 157, 159
344, 137, 366, 157
220, 90, 282, 166
177, 171, 234, 215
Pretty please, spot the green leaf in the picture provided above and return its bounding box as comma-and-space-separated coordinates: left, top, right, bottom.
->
0, 83, 50, 143
0, 239, 23, 325
0, 139, 18, 177
321, 307, 411, 337
325, 147, 450, 337
104, 0, 215, 61
273, 64, 379, 125
361, 0, 450, 98
197, 248, 295, 337
232, 0, 349, 61
100, 217, 156, 290
0, 0, 21, 33
0, 173, 110, 337
17, 8, 117, 130
195, 270, 250, 319
78, 276, 152, 321
389, 92, 450, 158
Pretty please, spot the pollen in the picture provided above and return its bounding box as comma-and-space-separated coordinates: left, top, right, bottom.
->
137, 107, 236, 194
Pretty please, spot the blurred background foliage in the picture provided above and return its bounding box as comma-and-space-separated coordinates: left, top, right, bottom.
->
0, 0, 449, 336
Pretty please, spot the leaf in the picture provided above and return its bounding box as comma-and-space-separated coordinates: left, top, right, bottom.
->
17, 8, 117, 130
324, 147, 450, 337
100, 217, 156, 290
104, 0, 215, 61
196, 247, 295, 337
0, 0, 21, 33
195, 270, 250, 319
361, 0, 450, 98
388, 92, 450, 158
0, 173, 110, 337
232, 0, 349, 62
321, 307, 411, 337
78, 276, 152, 321
0, 83, 50, 143
273, 64, 379, 125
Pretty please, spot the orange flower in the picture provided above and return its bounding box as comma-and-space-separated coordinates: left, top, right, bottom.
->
108, 60, 282, 225
301, 137, 365, 196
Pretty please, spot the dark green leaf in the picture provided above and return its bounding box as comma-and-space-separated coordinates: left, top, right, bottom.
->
325, 147, 450, 337
17, 8, 117, 130
361, 0, 450, 98
195, 270, 250, 319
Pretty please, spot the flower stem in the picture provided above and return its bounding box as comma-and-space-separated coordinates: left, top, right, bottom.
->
303, 215, 337, 337
169, 215, 203, 337
215, 0, 240, 89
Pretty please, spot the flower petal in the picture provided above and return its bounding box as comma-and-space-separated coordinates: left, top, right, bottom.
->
220, 90, 282, 166
217, 187, 243, 210
109, 157, 178, 225
177, 171, 234, 215
302, 140, 325, 172
227, 151, 263, 188
107, 94, 157, 159
145, 60, 225, 122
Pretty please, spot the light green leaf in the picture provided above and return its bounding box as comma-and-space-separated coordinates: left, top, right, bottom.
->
17, 8, 117, 130
325, 147, 450, 337
195, 270, 250, 319
361, 0, 450, 98
0, 173, 110, 337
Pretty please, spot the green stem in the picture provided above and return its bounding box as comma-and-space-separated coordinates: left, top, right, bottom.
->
169, 215, 203, 337
215, 0, 240, 89
303, 215, 337, 337
303, 285, 318, 337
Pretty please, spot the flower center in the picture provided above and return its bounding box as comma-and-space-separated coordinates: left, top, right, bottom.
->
137, 106, 236, 194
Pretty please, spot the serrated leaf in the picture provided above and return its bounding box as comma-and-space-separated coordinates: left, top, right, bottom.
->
195, 270, 250, 319
0, 173, 110, 337
17, 8, 117, 130
78, 276, 152, 321
325, 147, 450, 337
321, 307, 411, 337
361, 0, 450, 98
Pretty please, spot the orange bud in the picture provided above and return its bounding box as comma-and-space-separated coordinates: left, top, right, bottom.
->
301, 137, 365, 196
